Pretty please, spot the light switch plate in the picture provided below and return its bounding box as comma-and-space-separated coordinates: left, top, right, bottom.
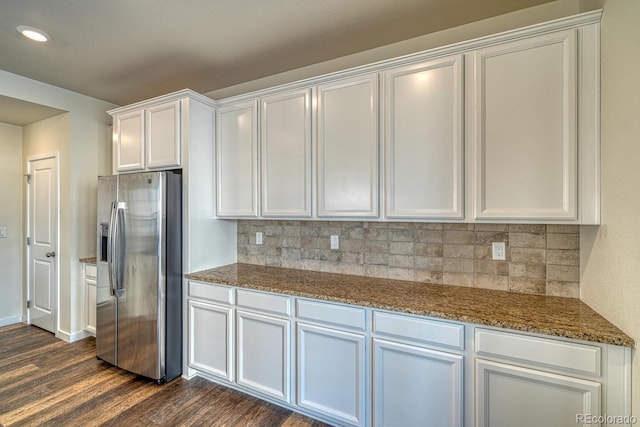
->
492, 242, 506, 260
256, 232, 263, 245
0, 227, 6, 238
330, 235, 339, 250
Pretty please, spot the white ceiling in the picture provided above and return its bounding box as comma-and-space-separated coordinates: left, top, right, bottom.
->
0, 0, 554, 124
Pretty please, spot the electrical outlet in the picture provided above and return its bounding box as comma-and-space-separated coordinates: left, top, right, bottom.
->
330, 235, 339, 250
492, 242, 506, 260
256, 232, 263, 245
0, 227, 6, 238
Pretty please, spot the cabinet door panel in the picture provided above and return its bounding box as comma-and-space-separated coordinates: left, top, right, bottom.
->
476, 360, 600, 427
261, 89, 312, 217
385, 55, 464, 219
297, 323, 366, 426
114, 110, 145, 172
146, 100, 181, 169
373, 339, 463, 427
237, 311, 290, 402
473, 30, 577, 220
188, 300, 233, 382
85, 278, 96, 334
317, 74, 379, 218
216, 101, 259, 217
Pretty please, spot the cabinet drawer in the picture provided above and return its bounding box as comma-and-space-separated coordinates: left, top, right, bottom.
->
85, 264, 97, 278
188, 281, 234, 305
475, 328, 601, 376
237, 289, 291, 316
296, 299, 366, 331
373, 311, 464, 351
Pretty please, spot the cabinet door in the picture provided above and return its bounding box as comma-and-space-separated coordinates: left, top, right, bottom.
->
114, 110, 145, 172
472, 30, 577, 220
146, 100, 181, 169
476, 359, 600, 427
237, 311, 291, 402
297, 323, 366, 427
85, 279, 96, 335
384, 55, 464, 219
261, 89, 312, 217
188, 300, 234, 382
216, 101, 259, 217
317, 74, 379, 218
373, 339, 463, 427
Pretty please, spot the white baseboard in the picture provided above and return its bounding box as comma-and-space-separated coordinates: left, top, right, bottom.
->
0, 315, 24, 327
57, 329, 93, 343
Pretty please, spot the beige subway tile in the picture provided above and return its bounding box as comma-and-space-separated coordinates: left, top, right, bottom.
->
415, 256, 443, 271
475, 231, 509, 246
414, 223, 443, 230
547, 249, 579, 266
475, 274, 509, 291
546, 225, 580, 234
300, 259, 321, 271
474, 246, 492, 260
475, 259, 509, 276
301, 248, 317, 260
319, 226, 341, 237
237, 245, 249, 256
415, 243, 443, 257
365, 265, 389, 279
415, 269, 443, 284
264, 236, 282, 247
389, 241, 415, 255
319, 261, 341, 274
244, 255, 267, 265
247, 245, 265, 256
443, 273, 474, 287
267, 257, 283, 267
341, 238, 364, 252
301, 226, 320, 237
365, 240, 388, 253
339, 263, 365, 276
414, 229, 443, 243
365, 228, 388, 241
389, 254, 413, 268
301, 236, 322, 249
341, 225, 365, 239
389, 228, 414, 242
443, 244, 474, 258
509, 278, 546, 295
509, 262, 546, 279
388, 267, 415, 281
444, 223, 474, 231
238, 234, 250, 245
281, 236, 301, 248
547, 265, 580, 282
546, 281, 580, 298
509, 224, 546, 234
282, 225, 302, 236
237, 253, 250, 263
265, 246, 281, 257
474, 224, 508, 232
342, 252, 363, 264
364, 252, 388, 266
443, 257, 474, 273
547, 233, 579, 250
281, 247, 301, 259
509, 248, 546, 264
316, 249, 341, 262
264, 224, 283, 236
443, 230, 474, 245
510, 232, 546, 248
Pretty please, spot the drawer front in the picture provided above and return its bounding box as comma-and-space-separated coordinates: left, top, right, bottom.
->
373, 311, 465, 351
188, 281, 234, 305
475, 328, 601, 376
296, 299, 366, 331
85, 264, 97, 279
236, 289, 291, 316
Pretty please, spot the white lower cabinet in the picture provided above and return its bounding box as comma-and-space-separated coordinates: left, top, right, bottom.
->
83, 263, 97, 335
476, 359, 600, 427
236, 310, 291, 402
188, 300, 234, 382
297, 323, 367, 426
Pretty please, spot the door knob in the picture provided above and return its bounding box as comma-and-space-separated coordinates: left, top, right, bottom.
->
46, 251, 56, 258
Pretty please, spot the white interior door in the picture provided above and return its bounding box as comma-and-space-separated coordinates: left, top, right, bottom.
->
27, 154, 58, 333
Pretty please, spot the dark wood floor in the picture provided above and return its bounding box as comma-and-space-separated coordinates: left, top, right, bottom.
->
0, 324, 330, 427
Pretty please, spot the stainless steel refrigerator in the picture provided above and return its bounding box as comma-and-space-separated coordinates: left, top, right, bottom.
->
96, 170, 182, 383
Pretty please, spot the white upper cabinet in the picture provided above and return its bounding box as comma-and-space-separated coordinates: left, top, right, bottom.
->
216, 100, 259, 217
113, 109, 145, 172
261, 89, 312, 218
472, 29, 579, 221
317, 74, 379, 218
146, 100, 181, 169
384, 55, 464, 220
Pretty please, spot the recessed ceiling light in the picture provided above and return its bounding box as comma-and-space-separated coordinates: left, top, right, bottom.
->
17, 25, 50, 42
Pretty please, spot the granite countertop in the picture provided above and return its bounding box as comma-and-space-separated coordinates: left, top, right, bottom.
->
186, 263, 634, 347
79, 257, 97, 264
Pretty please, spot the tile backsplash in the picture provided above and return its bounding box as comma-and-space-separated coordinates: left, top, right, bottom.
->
237, 221, 580, 298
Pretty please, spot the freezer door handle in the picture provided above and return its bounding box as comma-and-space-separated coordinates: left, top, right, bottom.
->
114, 201, 126, 298
107, 201, 117, 296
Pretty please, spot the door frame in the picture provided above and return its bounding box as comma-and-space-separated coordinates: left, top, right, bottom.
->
25, 151, 60, 335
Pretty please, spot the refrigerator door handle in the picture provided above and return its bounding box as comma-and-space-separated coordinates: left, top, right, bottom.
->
114, 201, 126, 298
107, 201, 117, 296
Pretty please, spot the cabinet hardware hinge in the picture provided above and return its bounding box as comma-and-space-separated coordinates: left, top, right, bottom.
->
25, 174, 32, 184
26, 237, 30, 245
27, 300, 30, 309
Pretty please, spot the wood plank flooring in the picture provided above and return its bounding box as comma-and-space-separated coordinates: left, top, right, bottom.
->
0, 324, 330, 427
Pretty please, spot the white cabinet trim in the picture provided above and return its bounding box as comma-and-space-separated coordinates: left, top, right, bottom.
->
145, 100, 181, 169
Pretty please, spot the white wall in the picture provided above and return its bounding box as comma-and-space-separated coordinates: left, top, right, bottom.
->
0, 69, 116, 340
580, 0, 640, 415
0, 123, 23, 325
